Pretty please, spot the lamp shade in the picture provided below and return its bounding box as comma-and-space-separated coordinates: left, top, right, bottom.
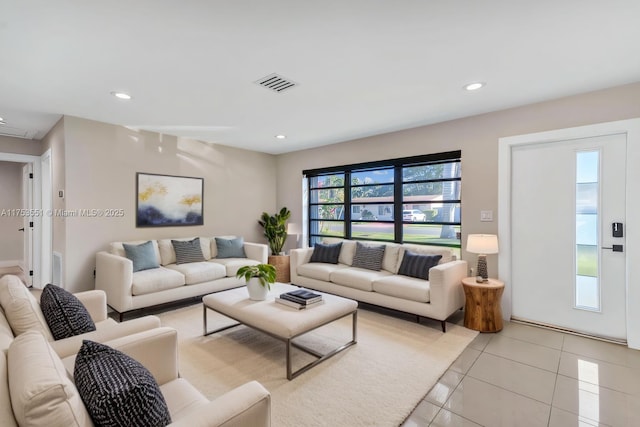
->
287, 223, 301, 235
466, 234, 499, 254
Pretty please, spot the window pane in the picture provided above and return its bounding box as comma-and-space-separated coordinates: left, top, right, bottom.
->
401, 203, 460, 223
403, 224, 461, 245
310, 188, 344, 204
576, 214, 597, 246
310, 174, 344, 189
310, 205, 344, 220
576, 151, 598, 183
351, 184, 394, 200
576, 183, 597, 214
575, 150, 599, 311
351, 222, 395, 241
576, 244, 598, 277
352, 168, 394, 184
310, 220, 344, 237
350, 204, 393, 221
403, 162, 461, 181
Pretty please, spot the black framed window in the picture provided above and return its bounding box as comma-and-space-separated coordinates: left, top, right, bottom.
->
305, 151, 461, 248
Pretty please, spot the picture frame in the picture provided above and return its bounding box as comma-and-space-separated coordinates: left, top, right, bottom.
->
136, 172, 204, 227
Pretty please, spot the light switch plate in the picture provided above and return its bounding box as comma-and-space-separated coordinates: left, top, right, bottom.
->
480, 210, 493, 222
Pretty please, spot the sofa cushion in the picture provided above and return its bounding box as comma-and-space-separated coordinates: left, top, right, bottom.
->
74, 340, 171, 427
123, 240, 161, 272
160, 378, 209, 421
398, 251, 442, 280
8, 331, 93, 427
40, 284, 96, 340
0, 350, 16, 427
171, 238, 206, 264
166, 262, 227, 284
209, 258, 261, 277
215, 237, 247, 258
0, 305, 16, 352
309, 242, 342, 264
131, 267, 185, 296
329, 267, 392, 292
0, 275, 53, 341
372, 275, 431, 303
352, 242, 386, 271
158, 237, 211, 265
297, 262, 349, 282
381, 243, 400, 273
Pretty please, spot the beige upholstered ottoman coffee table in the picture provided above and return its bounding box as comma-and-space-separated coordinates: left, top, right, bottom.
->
203, 283, 358, 379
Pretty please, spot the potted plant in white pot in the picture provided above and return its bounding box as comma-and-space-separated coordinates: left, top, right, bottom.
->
236, 264, 277, 301
258, 207, 292, 282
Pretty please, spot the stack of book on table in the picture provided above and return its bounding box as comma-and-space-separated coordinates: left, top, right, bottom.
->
276, 289, 324, 310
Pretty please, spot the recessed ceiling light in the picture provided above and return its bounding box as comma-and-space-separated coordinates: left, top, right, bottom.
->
464, 82, 485, 91
275, 134, 286, 140
110, 91, 132, 100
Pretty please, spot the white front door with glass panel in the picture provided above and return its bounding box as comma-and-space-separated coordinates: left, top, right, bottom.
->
511, 133, 626, 341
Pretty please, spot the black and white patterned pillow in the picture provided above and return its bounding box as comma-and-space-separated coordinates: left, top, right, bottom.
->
309, 242, 343, 264
40, 284, 96, 340
351, 242, 385, 271
398, 251, 442, 280
74, 340, 172, 427
171, 238, 205, 264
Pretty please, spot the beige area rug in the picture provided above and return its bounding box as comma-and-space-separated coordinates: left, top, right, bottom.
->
158, 304, 477, 427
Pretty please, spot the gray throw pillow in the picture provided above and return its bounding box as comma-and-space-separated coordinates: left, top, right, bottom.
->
309, 242, 342, 264
215, 237, 247, 258
398, 250, 442, 280
123, 241, 159, 272
171, 238, 205, 264
352, 242, 385, 271
74, 340, 171, 427
40, 284, 96, 340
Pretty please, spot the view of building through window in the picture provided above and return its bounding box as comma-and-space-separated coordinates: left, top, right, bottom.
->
306, 152, 461, 248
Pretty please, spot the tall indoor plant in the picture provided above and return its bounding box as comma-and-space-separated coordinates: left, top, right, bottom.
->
258, 207, 292, 283
258, 207, 291, 255
236, 264, 276, 301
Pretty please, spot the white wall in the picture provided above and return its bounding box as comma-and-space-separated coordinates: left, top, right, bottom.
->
276, 82, 640, 280
59, 116, 277, 292
0, 161, 25, 262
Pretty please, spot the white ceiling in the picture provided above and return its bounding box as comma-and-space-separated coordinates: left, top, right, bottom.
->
1, 1, 639, 154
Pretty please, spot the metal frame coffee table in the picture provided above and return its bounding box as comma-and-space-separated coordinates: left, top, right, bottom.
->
203, 283, 358, 380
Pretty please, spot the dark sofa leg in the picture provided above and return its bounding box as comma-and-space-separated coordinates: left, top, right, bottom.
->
119, 312, 124, 322
441, 320, 446, 333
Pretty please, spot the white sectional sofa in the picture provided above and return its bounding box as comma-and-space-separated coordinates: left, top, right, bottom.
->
96, 236, 268, 320
290, 240, 467, 332
0, 325, 271, 427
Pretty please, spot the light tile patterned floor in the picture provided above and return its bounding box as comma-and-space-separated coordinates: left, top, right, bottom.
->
402, 319, 640, 427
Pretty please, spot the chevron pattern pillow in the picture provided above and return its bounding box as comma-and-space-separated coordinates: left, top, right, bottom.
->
74, 340, 171, 427
352, 242, 386, 271
40, 284, 96, 340
171, 238, 205, 264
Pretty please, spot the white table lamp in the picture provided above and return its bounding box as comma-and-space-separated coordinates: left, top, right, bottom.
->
287, 223, 302, 249
466, 234, 499, 281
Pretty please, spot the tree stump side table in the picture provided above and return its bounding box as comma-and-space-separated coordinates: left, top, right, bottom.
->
462, 277, 505, 332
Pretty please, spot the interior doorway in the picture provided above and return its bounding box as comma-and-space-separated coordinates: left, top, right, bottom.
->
0, 152, 50, 288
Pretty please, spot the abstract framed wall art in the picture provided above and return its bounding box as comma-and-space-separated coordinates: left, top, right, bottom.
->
136, 173, 204, 227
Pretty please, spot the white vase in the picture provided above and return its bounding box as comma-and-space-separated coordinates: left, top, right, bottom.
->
246, 278, 269, 301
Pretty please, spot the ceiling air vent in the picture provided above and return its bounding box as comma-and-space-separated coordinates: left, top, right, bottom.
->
0, 124, 36, 139
255, 73, 297, 93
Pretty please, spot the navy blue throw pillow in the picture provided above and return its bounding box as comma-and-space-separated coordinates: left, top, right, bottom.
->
40, 284, 96, 340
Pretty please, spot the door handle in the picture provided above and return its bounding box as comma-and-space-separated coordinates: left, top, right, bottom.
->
602, 245, 623, 252
18, 228, 24, 232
